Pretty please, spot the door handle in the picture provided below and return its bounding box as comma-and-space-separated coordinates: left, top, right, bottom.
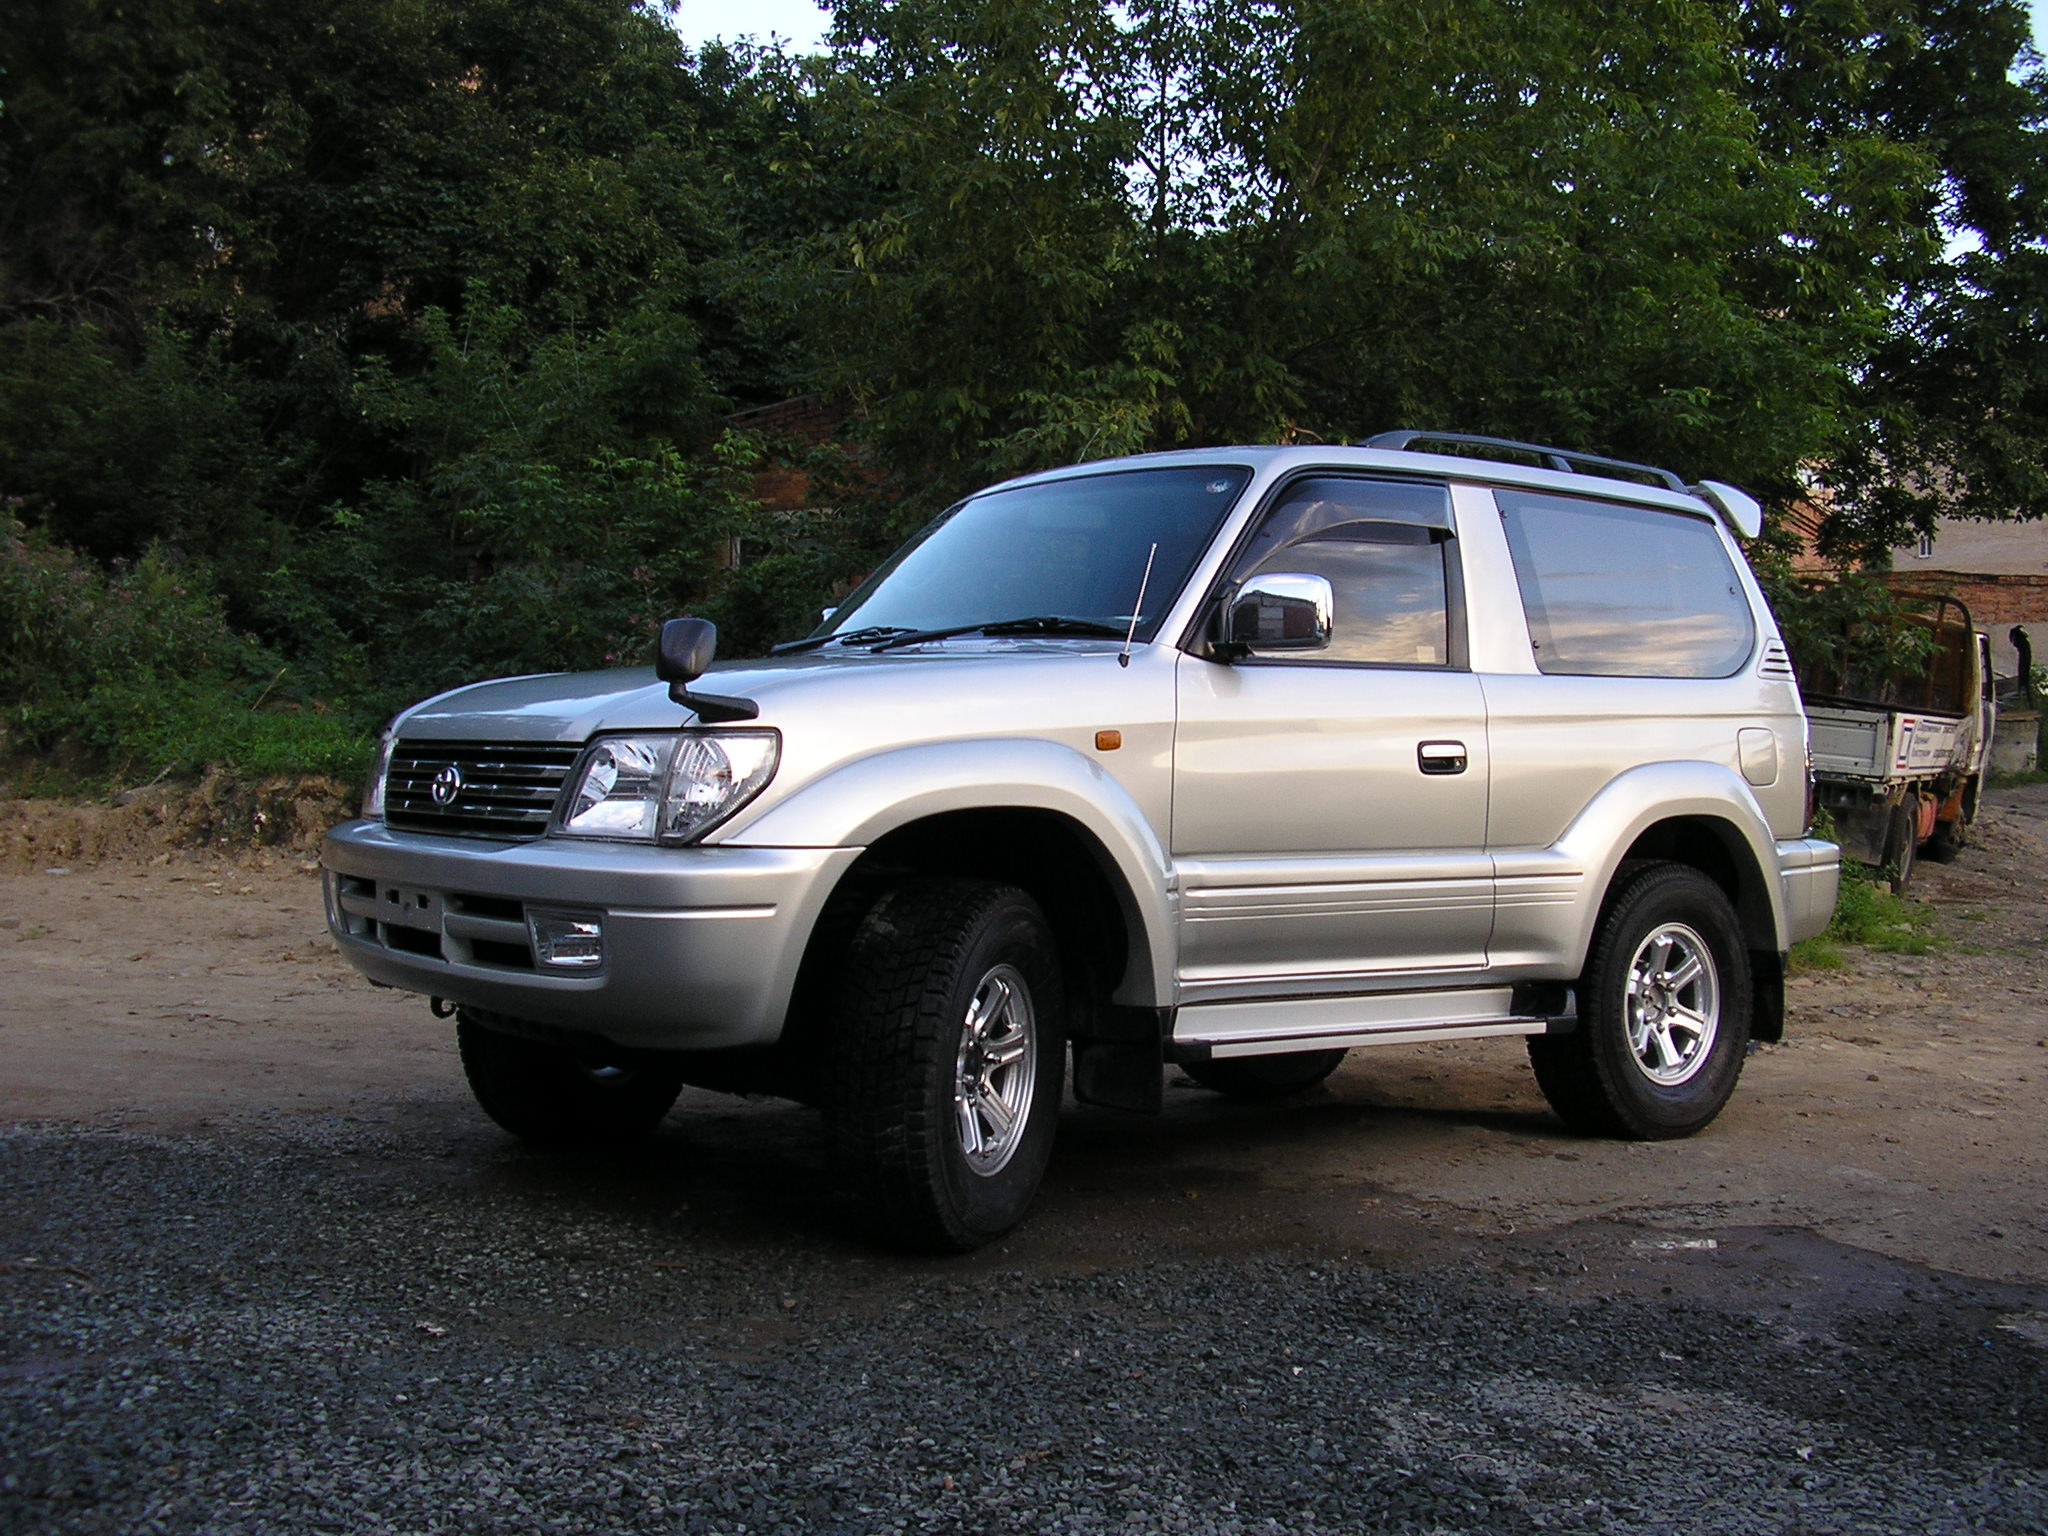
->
1418, 741, 1468, 775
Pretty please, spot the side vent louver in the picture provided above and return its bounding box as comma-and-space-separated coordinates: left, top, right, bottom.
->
1758, 639, 1795, 681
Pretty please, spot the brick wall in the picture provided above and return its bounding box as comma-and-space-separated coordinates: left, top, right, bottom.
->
1883, 570, 2048, 680
750, 465, 815, 512
725, 394, 851, 443
723, 395, 859, 513
1767, 493, 2048, 680
1890, 572, 2048, 625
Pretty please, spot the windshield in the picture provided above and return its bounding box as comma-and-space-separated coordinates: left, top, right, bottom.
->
814, 465, 1252, 646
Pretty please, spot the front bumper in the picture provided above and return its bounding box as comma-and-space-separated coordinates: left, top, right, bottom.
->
1775, 837, 1842, 946
321, 820, 860, 1051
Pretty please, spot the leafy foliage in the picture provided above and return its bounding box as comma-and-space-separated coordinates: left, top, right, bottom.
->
1748, 541, 1942, 697
0, 510, 368, 780
0, 0, 2044, 780
1745, 0, 2048, 556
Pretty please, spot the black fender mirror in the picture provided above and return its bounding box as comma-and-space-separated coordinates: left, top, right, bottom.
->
657, 617, 718, 686
654, 617, 758, 723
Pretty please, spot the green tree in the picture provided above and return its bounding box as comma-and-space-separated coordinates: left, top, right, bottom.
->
1737, 0, 2048, 554
0, 0, 827, 711
796, 0, 1939, 503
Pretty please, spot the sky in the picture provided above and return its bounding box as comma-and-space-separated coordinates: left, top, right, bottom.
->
671, 0, 831, 53
670, 0, 2048, 59
669, 1, 2048, 70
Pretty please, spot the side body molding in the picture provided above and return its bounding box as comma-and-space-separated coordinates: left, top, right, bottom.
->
725, 739, 1179, 1006
1490, 760, 1793, 976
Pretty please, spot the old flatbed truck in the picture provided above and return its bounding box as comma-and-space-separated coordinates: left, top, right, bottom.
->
1802, 594, 1995, 891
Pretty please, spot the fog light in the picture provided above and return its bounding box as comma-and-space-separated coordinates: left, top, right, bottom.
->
528, 909, 606, 971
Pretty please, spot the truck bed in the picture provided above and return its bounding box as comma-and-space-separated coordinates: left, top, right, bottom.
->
1807, 702, 1970, 784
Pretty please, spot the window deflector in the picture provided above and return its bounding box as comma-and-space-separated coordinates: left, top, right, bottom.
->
1219, 479, 1463, 670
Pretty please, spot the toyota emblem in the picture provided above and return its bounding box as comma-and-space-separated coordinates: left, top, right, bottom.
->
430, 764, 464, 807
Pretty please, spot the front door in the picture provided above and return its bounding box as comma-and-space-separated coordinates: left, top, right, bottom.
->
1170, 474, 1492, 1002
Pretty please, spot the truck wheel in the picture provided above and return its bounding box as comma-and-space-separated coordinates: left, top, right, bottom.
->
1923, 817, 1965, 863
1924, 789, 1969, 863
456, 1013, 684, 1147
1886, 799, 1919, 892
826, 880, 1064, 1252
1526, 864, 1752, 1140
1181, 1050, 1346, 1100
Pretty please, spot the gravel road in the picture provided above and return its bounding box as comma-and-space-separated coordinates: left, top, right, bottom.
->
6, 1118, 2046, 1536
4, 788, 2048, 1535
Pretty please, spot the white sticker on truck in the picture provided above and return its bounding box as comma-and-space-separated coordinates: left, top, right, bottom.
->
1893, 714, 1964, 773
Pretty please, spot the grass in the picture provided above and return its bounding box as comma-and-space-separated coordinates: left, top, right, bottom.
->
1988, 766, 2048, 789
5, 684, 375, 800
1789, 865, 1941, 972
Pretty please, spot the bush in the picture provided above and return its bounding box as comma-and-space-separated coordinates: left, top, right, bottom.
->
0, 510, 371, 784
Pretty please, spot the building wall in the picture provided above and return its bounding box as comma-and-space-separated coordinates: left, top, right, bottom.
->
724, 395, 857, 513
1892, 518, 2048, 681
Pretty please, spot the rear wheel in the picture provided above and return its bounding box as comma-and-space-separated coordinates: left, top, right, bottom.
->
1527, 864, 1751, 1140
1886, 798, 1920, 892
1181, 1049, 1346, 1100
825, 879, 1065, 1251
456, 1013, 684, 1147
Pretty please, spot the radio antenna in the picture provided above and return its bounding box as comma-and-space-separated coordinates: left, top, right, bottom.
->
1119, 542, 1159, 670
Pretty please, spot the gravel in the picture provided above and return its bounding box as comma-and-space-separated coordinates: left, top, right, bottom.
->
3, 1118, 2046, 1536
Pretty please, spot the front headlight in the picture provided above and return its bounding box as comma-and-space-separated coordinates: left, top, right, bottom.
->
361, 726, 397, 821
553, 731, 780, 844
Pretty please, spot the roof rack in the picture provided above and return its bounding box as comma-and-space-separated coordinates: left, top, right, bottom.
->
1359, 430, 1689, 495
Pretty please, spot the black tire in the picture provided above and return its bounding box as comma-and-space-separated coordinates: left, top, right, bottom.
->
1181, 1049, 1346, 1100
1922, 821, 1964, 863
1886, 799, 1919, 893
456, 1013, 684, 1148
1924, 805, 1967, 863
824, 879, 1065, 1252
1526, 864, 1752, 1140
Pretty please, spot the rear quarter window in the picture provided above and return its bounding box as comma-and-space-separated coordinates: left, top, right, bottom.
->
1496, 490, 1755, 678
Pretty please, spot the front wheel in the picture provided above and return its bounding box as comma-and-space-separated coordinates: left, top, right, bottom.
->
825, 880, 1065, 1251
1922, 816, 1966, 863
1526, 864, 1751, 1140
456, 1013, 685, 1147
1924, 785, 1970, 863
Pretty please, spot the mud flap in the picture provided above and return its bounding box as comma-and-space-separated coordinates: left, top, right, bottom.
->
1829, 800, 1892, 866
1751, 949, 1786, 1043
1071, 1006, 1168, 1114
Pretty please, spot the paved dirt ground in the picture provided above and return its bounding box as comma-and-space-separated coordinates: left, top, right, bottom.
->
3, 785, 2045, 1286
3, 787, 2047, 1534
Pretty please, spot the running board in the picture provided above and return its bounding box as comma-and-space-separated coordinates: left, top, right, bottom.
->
1169, 984, 1574, 1062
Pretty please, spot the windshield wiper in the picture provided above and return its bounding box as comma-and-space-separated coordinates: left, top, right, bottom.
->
985, 616, 1129, 638
865, 616, 1129, 652
768, 625, 917, 655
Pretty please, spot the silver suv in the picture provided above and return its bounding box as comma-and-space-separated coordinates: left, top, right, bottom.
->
323, 432, 1840, 1249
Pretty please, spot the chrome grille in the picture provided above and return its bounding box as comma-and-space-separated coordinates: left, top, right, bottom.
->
384, 740, 581, 840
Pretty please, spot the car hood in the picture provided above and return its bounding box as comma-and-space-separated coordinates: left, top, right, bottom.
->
391, 640, 1132, 743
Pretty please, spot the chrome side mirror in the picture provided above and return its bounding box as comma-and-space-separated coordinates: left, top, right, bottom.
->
1227, 573, 1333, 652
